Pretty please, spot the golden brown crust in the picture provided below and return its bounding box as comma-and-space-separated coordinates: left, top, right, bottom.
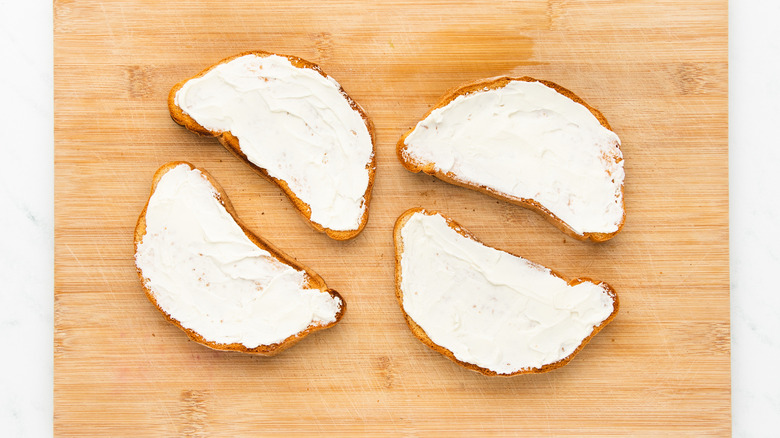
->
396, 76, 625, 243
392, 207, 619, 376
168, 51, 376, 241
134, 161, 345, 356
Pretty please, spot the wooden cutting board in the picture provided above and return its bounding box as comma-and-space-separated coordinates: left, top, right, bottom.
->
54, 0, 729, 435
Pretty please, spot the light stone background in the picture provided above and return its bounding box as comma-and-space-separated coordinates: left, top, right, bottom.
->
0, 0, 777, 435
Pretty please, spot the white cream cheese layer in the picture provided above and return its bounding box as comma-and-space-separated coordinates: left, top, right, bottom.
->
135, 164, 342, 348
398, 211, 615, 374
174, 54, 373, 232
403, 80, 624, 235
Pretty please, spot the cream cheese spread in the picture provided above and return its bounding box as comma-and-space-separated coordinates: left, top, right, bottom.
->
174, 54, 373, 232
135, 164, 342, 348
402, 80, 624, 235
398, 210, 615, 374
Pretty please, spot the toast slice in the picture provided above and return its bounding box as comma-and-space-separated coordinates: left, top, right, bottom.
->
393, 208, 618, 376
134, 162, 345, 355
169, 51, 376, 240
397, 77, 625, 242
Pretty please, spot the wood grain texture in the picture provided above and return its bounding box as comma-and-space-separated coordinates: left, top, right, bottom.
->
54, 0, 728, 435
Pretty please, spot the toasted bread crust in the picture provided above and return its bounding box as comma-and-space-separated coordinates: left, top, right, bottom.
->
393, 207, 619, 376
396, 77, 625, 243
169, 51, 376, 241
134, 161, 345, 356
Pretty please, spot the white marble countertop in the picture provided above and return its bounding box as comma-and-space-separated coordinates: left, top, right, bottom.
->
1, 1, 778, 435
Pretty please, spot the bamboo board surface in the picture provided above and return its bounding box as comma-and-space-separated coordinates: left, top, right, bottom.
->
54, 0, 729, 435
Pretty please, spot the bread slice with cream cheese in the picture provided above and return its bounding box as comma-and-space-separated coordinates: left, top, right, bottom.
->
393, 208, 618, 376
169, 51, 376, 240
134, 162, 345, 355
397, 77, 625, 242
